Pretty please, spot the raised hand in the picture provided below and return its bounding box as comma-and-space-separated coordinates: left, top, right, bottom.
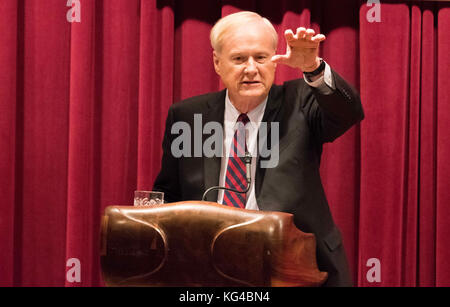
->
271, 27, 326, 72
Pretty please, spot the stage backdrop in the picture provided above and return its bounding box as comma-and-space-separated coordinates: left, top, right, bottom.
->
0, 0, 449, 286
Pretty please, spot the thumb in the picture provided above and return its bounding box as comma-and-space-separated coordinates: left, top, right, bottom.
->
271, 54, 289, 64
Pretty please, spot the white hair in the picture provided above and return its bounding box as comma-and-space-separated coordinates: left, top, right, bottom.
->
210, 11, 278, 53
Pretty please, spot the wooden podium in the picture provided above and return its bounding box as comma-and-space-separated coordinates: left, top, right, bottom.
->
100, 201, 327, 287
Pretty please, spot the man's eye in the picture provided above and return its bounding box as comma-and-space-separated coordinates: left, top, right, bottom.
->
257, 56, 267, 62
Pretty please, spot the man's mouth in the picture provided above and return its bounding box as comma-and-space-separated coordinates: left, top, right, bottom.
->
242, 81, 261, 85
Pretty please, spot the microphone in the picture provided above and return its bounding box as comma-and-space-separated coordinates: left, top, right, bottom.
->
202, 151, 252, 202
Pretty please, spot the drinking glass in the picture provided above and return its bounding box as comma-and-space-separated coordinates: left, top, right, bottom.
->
134, 191, 164, 206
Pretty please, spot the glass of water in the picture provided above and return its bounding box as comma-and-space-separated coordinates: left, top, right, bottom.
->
134, 191, 164, 207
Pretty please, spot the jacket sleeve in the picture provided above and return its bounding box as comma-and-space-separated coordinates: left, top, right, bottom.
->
152, 106, 182, 203
299, 69, 364, 144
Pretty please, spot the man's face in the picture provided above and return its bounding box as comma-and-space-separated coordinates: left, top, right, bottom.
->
213, 23, 277, 105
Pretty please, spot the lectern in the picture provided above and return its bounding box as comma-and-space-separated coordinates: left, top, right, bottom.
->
100, 201, 327, 286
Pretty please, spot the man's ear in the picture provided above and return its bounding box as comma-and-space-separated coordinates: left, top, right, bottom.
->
213, 51, 220, 75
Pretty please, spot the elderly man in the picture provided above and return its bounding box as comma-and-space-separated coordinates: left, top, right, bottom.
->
153, 11, 364, 286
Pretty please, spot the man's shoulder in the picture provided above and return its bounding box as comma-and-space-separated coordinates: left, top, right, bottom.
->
170, 90, 226, 113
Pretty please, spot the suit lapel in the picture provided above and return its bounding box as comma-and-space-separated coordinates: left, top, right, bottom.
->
255, 85, 283, 199
201, 86, 283, 203
202, 90, 226, 202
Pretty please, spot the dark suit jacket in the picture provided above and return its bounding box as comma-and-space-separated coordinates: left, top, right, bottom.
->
153, 70, 364, 286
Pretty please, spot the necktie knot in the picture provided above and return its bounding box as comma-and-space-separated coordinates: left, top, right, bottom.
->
237, 113, 250, 126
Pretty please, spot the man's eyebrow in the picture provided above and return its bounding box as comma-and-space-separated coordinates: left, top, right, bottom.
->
229, 51, 270, 56
229, 51, 246, 56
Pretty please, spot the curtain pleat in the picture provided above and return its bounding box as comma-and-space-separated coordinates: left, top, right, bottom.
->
359, 3, 412, 286
436, 6, 450, 287
0, 0, 18, 286
65, 0, 97, 287
15, 0, 71, 286
419, 6, 437, 287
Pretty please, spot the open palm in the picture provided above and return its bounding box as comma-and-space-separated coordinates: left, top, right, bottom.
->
272, 27, 326, 72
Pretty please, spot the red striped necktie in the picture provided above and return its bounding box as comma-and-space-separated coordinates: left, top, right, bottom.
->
223, 113, 250, 208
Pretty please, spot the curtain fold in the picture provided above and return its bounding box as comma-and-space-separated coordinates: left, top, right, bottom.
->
0, 0, 449, 286
436, 6, 450, 287
418, 6, 437, 287
0, 0, 18, 287
359, 3, 413, 287
65, 0, 98, 287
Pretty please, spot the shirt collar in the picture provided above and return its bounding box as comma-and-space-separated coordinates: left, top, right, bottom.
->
225, 90, 268, 125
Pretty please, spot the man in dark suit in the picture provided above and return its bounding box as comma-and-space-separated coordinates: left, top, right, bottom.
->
153, 11, 364, 286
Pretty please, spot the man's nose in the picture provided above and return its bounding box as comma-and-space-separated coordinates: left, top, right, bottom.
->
244, 57, 258, 74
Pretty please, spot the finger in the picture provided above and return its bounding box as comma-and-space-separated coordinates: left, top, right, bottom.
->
304, 29, 315, 41
296, 27, 306, 39
312, 34, 326, 42
271, 54, 289, 64
284, 29, 295, 41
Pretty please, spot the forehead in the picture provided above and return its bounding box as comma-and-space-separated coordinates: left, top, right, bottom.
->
221, 23, 275, 54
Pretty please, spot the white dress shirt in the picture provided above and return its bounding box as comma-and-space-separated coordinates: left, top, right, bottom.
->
217, 91, 267, 210
217, 62, 335, 210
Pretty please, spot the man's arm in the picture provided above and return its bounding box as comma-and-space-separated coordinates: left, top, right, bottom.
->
299, 69, 364, 144
303, 60, 335, 95
272, 27, 364, 143
152, 106, 181, 203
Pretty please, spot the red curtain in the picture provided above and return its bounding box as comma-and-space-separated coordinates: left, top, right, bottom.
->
0, 0, 449, 287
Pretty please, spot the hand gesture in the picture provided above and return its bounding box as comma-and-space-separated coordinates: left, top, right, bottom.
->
271, 27, 326, 72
